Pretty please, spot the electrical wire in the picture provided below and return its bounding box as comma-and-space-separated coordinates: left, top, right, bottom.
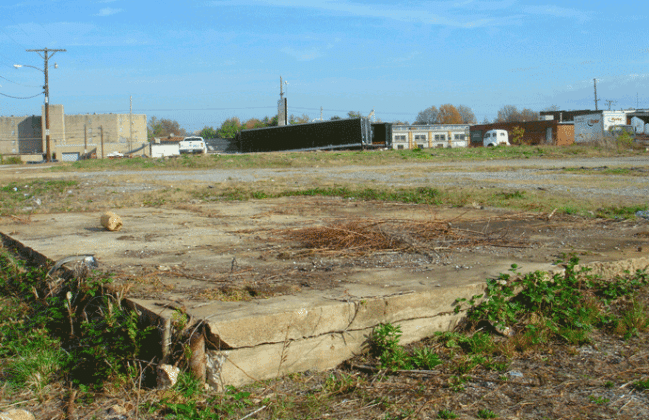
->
0, 75, 42, 88
0, 92, 43, 99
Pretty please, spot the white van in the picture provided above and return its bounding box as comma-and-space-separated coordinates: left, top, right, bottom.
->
179, 136, 207, 154
483, 129, 509, 147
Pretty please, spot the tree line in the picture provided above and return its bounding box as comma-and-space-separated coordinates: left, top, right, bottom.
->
147, 111, 368, 140
147, 105, 552, 140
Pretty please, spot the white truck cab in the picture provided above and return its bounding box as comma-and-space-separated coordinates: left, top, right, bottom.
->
179, 136, 207, 154
483, 129, 509, 147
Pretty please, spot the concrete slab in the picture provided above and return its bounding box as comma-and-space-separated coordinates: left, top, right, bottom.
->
2, 197, 649, 388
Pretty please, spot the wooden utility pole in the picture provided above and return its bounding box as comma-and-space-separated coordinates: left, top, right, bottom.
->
25, 48, 66, 162
129, 96, 133, 152
593, 78, 599, 111
100, 126, 104, 159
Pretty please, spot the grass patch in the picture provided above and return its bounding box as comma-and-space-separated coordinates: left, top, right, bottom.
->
46, 144, 646, 173
0, 179, 78, 215
596, 204, 648, 219
0, 155, 22, 165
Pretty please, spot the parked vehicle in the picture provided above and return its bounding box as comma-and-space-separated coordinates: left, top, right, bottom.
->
179, 137, 207, 154
483, 129, 509, 147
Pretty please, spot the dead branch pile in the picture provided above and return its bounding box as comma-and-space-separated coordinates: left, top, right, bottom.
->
282, 218, 526, 256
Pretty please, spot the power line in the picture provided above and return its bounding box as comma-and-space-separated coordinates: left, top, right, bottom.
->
0, 91, 43, 99
0, 75, 42, 87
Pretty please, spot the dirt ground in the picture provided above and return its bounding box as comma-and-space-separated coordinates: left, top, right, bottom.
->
3, 196, 648, 305
1, 157, 649, 419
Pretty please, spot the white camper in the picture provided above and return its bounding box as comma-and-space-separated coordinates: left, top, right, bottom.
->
483, 129, 509, 147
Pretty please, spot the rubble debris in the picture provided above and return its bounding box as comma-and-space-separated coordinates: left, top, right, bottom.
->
157, 364, 180, 389
100, 211, 123, 231
636, 210, 649, 220
0, 409, 35, 420
47, 255, 98, 278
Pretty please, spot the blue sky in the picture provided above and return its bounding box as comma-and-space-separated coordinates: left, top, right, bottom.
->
0, 0, 648, 132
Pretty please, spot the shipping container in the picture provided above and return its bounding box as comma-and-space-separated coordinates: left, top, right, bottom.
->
371, 122, 393, 148
234, 117, 373, 153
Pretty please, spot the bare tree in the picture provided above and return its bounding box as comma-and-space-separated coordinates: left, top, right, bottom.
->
496, 105, 539, 123
456, 105, 477, 124
414, 106, 439, 125
289, 113, 310, 124
496, 105, 520, 123
519, 108, 539, 122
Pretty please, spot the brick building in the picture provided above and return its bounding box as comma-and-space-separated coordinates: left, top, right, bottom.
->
469, 120, 574, 147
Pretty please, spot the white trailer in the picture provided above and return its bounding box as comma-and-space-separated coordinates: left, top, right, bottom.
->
574, 111, 629, 143
150, 142, 180, 158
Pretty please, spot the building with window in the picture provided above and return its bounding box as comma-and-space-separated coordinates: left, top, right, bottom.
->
0, 104, 147, 161
391, 124, 470, 150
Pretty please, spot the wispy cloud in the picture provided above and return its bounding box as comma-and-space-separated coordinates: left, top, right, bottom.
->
281, 46, 322, 61
206, 1, 593, 28
206, 0, 518, 28
96, 7, 122, 16
522, 5, 592, 23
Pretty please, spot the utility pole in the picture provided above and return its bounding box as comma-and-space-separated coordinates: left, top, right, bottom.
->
278, 76, 288, 126
100, 126, 104, 159
593, 78, 599, 111
280, 76, 284, 101
605, 100, 617, 111
129, 96, 133, 152
320, 106, 323, 121
25, 48, 66, 162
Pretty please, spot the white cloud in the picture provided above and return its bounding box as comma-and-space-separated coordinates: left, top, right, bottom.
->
96, 7, 122, 16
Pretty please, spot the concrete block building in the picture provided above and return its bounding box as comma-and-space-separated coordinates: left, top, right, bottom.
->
392, 124, 470, 149
0, 105, 146, 161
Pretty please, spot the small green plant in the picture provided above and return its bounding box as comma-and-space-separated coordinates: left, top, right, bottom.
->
324, 372, 361, 394
477, 408, 498, 418
437, 409, 458, 419
588, 395, 610, 405
371, 323, 411, 370
634, 378, 649, 391
410, 346, 443, 370
448, 375, 467, 392
371, 323, 444, 371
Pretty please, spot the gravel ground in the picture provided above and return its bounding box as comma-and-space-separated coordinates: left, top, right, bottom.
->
48, 155, 649, 199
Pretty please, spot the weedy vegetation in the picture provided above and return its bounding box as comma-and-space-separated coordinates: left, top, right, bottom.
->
2, 238, 649, 417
